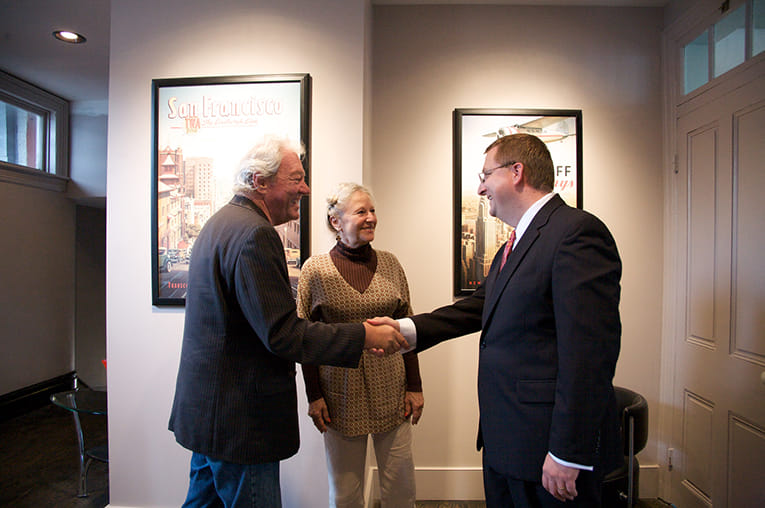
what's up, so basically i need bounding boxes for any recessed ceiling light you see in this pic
[53,30,87,44]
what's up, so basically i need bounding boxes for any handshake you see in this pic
[362,317,408,356]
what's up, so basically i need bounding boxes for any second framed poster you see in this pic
[151,73,311,306]
[453,108,582,296]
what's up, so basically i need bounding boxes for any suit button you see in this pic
[480,341,486,349]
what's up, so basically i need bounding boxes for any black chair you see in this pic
[603,386,649,507]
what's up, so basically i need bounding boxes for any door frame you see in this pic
[660,0,765,500]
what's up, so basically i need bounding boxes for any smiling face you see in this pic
[262,151,310,226]
[331,191,377,248]
[478,145,518,224]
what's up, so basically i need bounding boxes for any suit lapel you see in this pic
[482,195,565,326]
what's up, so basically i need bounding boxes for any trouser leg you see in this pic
[324,427,368,508]
[372,422,415,508]
[182,453,224,508]
[182,453,282,508]
[482,452,513,508]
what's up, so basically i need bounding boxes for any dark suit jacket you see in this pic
[169,195,366,465]
[412,194,622,481]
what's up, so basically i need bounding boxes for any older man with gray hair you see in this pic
[169,135,407,508]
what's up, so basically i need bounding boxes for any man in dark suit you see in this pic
[374,133,622,507]
[169,136,407,508]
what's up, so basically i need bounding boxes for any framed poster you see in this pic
[453,108,582,296]
[151,74,311,306]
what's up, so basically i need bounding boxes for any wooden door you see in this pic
[670,64,765,507]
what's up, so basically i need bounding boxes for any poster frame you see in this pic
[452,108,582,296]
[151,73,311,306]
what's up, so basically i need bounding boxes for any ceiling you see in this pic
[0,0,667,113]
[0,0,110,113]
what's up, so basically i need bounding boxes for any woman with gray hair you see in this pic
[298,182,423,507]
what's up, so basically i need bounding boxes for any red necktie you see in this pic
[500,229,516,270]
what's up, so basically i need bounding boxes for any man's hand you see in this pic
[366,316,400,331]
[405,391,424,425]
[307,398,330,433]
[363,322,408,356]
[542,453,579,502]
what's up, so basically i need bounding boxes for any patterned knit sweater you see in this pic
[297,244,415,436]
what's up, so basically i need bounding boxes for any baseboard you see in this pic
[0,372,76,421]
[366,466,485,507]
[639,464,660,499]
[366,464,660,506]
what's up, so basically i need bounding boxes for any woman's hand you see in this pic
[404,391,424,425]
[308,398,331,433]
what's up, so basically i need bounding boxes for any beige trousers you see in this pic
[323,422,416,508]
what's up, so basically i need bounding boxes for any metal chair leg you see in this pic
[71,411,90,497]
[627,415,635,507]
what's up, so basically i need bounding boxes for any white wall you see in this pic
[75,204,106,389]
[664,0,720,26]
[0,183,75,394]
[69,109,108,201]
[370,4,665,497]
[106,0,370,506]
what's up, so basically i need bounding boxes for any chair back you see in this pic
[613,386,649,456]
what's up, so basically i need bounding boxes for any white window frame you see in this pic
[0,70,69,192]
[678,0,765,100]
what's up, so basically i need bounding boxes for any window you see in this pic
[684,31,710,94]
[714,4,746,77]
[682,0,765,95]
[0,70,69,191]
[1,99,46,170]
[754,0,765,55]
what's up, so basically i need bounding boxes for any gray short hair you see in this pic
[326,182,374,234]
[233,135,305,193]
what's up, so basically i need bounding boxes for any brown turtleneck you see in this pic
[329,241,377,293]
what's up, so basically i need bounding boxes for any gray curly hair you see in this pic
[233,135,305,193]
[326,182,375,234]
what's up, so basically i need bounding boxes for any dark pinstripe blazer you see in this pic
[169,195,365,464]
[412,195,622,481]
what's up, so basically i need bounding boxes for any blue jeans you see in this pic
[182,452,282,508]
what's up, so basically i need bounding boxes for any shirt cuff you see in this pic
[549,452,593,471]
[397,317,417,353]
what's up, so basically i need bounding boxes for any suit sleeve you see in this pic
[235,226,365,367]
[548,215,621,465]
[410,283,485,352]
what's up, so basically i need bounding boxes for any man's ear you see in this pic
[252,174,268,191]
[510,162,524,185]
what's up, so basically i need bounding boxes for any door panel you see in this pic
[727,415,765,507]
[671,69,765,507]
[731,103,765,363]
[682,391,714,504]
[687,123,718,347]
